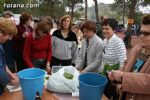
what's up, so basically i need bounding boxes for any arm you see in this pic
[6,66,19,86]
[83,42,104,72]
[46,35,52,73]
[75,41,84,70]
[113,39,127,68]
[46,34,52,64]
[111,56,150,95]
[12,26,25,42]
[23,35,34,68]
[71,41,77,64]
[122,72,150,95]
[13,26,33,42]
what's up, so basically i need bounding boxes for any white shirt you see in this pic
[103,34,126,68]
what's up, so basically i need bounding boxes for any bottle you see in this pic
[35,91,41,100]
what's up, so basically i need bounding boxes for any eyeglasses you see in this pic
[140,31,150,36]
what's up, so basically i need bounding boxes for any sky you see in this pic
[87,0,150,13]
[88,0,115,7]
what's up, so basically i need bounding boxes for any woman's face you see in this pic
[82,28,94,39]
[62,18,70,29]
[102,25,115,39]
[25,18,32,26]
[140,24,150,48]
[0,33,12,43]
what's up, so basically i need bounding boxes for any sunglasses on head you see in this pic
[140,31,150,36]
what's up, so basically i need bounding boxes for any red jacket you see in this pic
[13,24,33,53]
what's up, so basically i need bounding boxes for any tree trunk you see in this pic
[71,1,75,20]
[127,0,137,47]
[85,0,87,21]
[94,0,99,23]
[123,0,125,25]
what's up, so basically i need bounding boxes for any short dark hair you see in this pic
[20,12,32,25]
[80,21,96,33]
[3,11,13,17]
[142,15,150,25]
[102,18,118,30]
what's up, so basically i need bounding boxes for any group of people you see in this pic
[0,10,150,100]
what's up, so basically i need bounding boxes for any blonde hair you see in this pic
[0,18,17,36]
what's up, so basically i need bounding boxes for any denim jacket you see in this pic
[0,44,11,95]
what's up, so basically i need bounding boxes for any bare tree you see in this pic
[127,0,137,47]
[85,0,87,20]
[93,0,99,23]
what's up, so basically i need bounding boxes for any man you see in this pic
[75,21,104,73]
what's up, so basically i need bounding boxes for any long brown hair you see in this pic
[60,15,72,30]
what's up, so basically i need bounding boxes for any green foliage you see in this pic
[34,0,65,17]
[1,0,67,17]
[111,0,149,24]
[63,0,83,18]
[134,12,143,24]
[0,0,5,13]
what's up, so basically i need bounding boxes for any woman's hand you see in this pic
[23,32,29,38]
[111,70,123,82]
[46,65,51,75]
[107,71,116,81]
[9,73,19,86]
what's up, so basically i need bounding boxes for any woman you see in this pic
[72,24,83,51]
[23,19,53,73]
[0,18,19,95]
[102,18,127,75]
[13,12,33,72]
[108,15,150,100]
[75,21,103,73]
[2,11,16,72]
[51,15,77,67]
[102,18,127,99]
[13,12,33,71]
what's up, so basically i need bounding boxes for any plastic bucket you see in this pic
[17,68,45,100]
[79,72,108,100]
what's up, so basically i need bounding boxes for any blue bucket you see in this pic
[17,68,45,100]
[79,72,108,100]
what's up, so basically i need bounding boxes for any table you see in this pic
[0,88,108,100]
[0,88,58,100]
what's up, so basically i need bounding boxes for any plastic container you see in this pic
[17,68,45,100]
[79,72,108,100]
